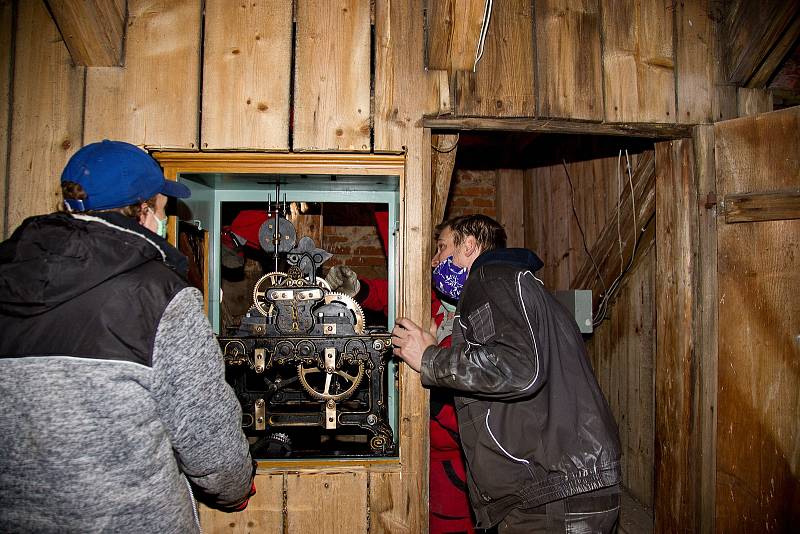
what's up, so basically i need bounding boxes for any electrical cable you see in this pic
[563,160,606,297]
[473,0,493,72]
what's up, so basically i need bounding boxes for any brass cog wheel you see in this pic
[252,271,289,317]
[297,360,365,401]
[323,292,366,335]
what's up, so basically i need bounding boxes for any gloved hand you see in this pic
[217,460,257,513]
[325,265,361,298]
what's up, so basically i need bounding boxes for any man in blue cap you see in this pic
[0,140,256,532]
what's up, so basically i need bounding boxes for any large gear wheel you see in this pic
[297,360,365,401]
[323,292,366,335]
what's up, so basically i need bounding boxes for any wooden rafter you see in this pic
[430,134,458,228]
[45,0,126,66]
[722,0,800,87]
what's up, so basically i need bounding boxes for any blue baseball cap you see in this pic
[61,139,190,211]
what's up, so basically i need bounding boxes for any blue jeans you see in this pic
[496,485,620,534]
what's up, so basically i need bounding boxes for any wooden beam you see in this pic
[425,0,485,71]
[722,0,800,86]
[430,134,458,228]
[45,0,126,66]
[422,116,693,139]
[654,138,701,534]
[693,124,718,534]
[571,150,656,301]
[720,189,800,223]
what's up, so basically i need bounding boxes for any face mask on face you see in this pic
[432,256,468,300]
[155,214,168,239]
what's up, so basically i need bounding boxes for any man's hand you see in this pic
[392,317,436,373]
[325,265,361,298]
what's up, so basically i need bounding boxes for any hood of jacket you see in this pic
[0,212,186,317]
[471,247,544,273]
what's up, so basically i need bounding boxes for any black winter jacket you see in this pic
[421,248,621,528]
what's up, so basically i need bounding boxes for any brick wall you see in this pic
[443,169,497,221]
[322,224,387,280]
[317,169,498,281]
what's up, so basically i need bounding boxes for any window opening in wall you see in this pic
[167,161,401,462]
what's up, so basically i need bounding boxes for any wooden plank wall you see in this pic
[428,0,722,124]
[713,108,800,533]
[7,0,83,233]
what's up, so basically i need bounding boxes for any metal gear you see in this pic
[253,271,332,317]
[322,292,366,335]
[297,360,365,401]
[252,271,289,316]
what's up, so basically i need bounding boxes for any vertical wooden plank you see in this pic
[294,0,370,151]
[287,472,367,532]
[654,138,699,533]
[383,126,431,534]
[0,0,12,239]
[374,0,431,152]
[425,0,454,70]
[7,0,84,234]
[603,0,675,123]
[201,0,291,150]
[199,473,284,534]
[693,124,717,534]
[675,0,713,124]
[535,0,603,120]
[495,169,525,247]
[454,0,535,117]
[714,107,800,533]
[84,0,201,148]
[736,87,773,117]
[449,0,487,71]
[370,472,413,534]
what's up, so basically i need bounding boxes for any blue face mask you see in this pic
[432,256,468,300]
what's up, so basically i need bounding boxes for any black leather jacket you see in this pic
[421,249,621,528]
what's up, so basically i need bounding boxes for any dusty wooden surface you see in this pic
[287,472,368,532]
[199,474,284,533]
[721,189,800,224]
[454,0,534,117]
[654,139,700,533]
[7,0,83,232]
[675,0,713,124]
[714,107,800,533]
[693,124,718,534]
[84,0,201,148]
[602,0,676,123]
[45,0,126,66]
[293,0,370,151]
[588,246,655,507]
[737,87,774,118]
[535,0,602,120]
[374,0,431,152]
[424,116,693,139]
[201,0,291,150]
